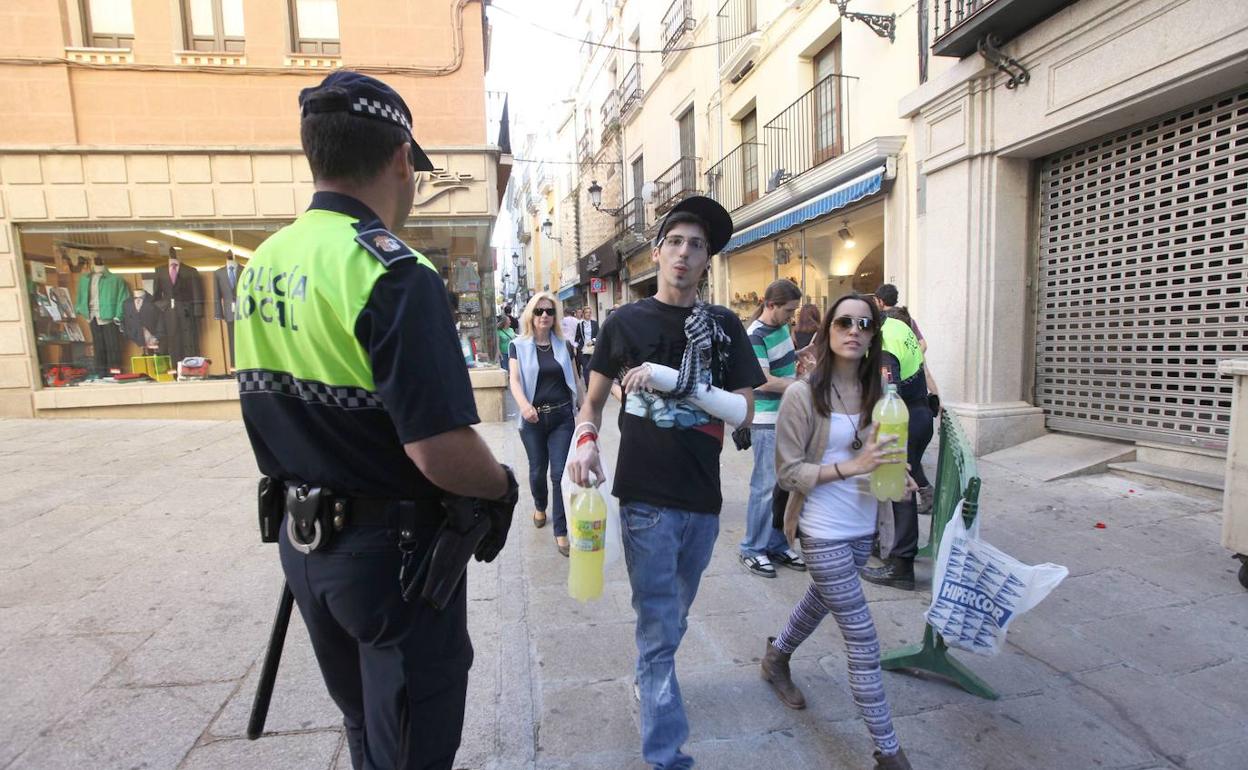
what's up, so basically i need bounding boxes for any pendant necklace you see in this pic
[829,379,863,450]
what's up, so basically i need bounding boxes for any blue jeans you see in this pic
[621,502,719,770]
[740,427,790,559]
[518,405,574,537]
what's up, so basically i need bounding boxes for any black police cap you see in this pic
[298,71,435,172]
[655,195,735,256]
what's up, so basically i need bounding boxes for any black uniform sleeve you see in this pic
[354,262,479,443]
[880,351,903,390]
[719,310,766,391]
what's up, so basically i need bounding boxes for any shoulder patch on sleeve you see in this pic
[355,227,414,268]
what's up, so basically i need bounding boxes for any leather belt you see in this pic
[534,400,571,414]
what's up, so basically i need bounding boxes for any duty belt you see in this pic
[281,482,435,554]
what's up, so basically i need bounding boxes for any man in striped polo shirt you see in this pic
[740,279,807,578]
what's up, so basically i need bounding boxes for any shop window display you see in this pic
[20,219,500,388]
[726,242,776,322]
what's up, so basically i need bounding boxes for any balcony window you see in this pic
[184,0,244,52]
[653,156,699,216]
[81,0,134,48]
[741,110,759,205]
[661,0,694,59]
[716,0,757,69]
[290,0,340,55]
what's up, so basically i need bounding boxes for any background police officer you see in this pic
[235,71,517,770]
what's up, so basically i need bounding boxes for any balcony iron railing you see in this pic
[577,130,592,165]
[615,197,647,240]
[705,141,763,213]
[716,0,757,70]
[763,73,843,189]
[619,62,644,116]
[933,0,999,43]
[652,157,700,216]
[601,88,620,136]
[661,0,694,59]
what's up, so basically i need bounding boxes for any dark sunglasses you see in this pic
[532,307,556,317]
[831,316,874,333]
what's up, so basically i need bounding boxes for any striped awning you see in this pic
[723,167,885,254]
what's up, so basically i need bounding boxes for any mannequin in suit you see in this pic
[213,252,242,368]
[152,250,202,363]
[74,257,127,372]
[122,288,161,352]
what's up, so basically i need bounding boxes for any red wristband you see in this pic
[576,432,598,448]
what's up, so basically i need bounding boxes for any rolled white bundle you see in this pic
[642,363,748,427]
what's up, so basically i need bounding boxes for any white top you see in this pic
[559,316,578,340]
[798,412,877,541]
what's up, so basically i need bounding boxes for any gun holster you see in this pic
[285,484,335,554]
[413,498,493,610]
[258,477,283,543]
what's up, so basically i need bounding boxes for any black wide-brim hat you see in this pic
[299,71,435,172]
[655,195,734,256]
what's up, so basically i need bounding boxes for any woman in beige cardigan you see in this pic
[761,293,914,770]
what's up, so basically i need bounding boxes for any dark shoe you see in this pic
[532,510,547,529]
[555,536,569,557]
[771,547,807,572]
[740,553,777,578]
[874,748,912,769]
[760,637,806,709]
[861,558,916,591]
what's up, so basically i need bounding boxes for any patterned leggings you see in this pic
[774,535,900,756]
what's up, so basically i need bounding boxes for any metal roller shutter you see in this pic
[1035,89,1248,451]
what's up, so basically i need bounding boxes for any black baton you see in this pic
[247,582,295,740]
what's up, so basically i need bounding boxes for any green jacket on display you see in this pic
[74,270,129,322]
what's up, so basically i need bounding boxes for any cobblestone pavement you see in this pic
[0,407,1243,769]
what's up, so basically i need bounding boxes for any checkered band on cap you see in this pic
[351,97,412,133]
[238,370,384,410]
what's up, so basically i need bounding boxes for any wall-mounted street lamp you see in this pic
[587,179,626,216]
[541,218,563,242]
[833,0,896,43]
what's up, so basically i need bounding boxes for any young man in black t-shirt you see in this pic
[568,196,764,769]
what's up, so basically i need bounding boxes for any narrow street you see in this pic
[0,406,1243,769]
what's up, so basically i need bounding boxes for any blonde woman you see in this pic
[508,292,583,555]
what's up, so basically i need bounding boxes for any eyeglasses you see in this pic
[660,234,708,253]
[831,316,874,333]
[532,307,556,317]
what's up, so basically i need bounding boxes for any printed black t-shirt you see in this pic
[589,298,764,514]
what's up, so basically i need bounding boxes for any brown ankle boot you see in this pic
[873,748,912,769]
[760,637,806,709]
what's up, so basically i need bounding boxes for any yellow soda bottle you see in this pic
[567,488,607,601]
[870,381,909,502]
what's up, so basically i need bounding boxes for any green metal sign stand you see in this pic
[880,412,999,700]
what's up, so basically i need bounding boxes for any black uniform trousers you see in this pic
[279,511,473,770]
[888,401,935,561]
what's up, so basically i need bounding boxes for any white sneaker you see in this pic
[740,553,777,578]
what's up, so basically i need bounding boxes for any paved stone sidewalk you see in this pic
[0,409,1244,770]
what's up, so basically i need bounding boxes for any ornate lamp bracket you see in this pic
[977,34,1030,89]
[834,1,896,43]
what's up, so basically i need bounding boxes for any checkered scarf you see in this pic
[667,302,732,399]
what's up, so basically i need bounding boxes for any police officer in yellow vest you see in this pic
[860,305,932,591]
[236,71,518,770]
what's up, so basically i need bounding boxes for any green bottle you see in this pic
[870,380,909,502]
